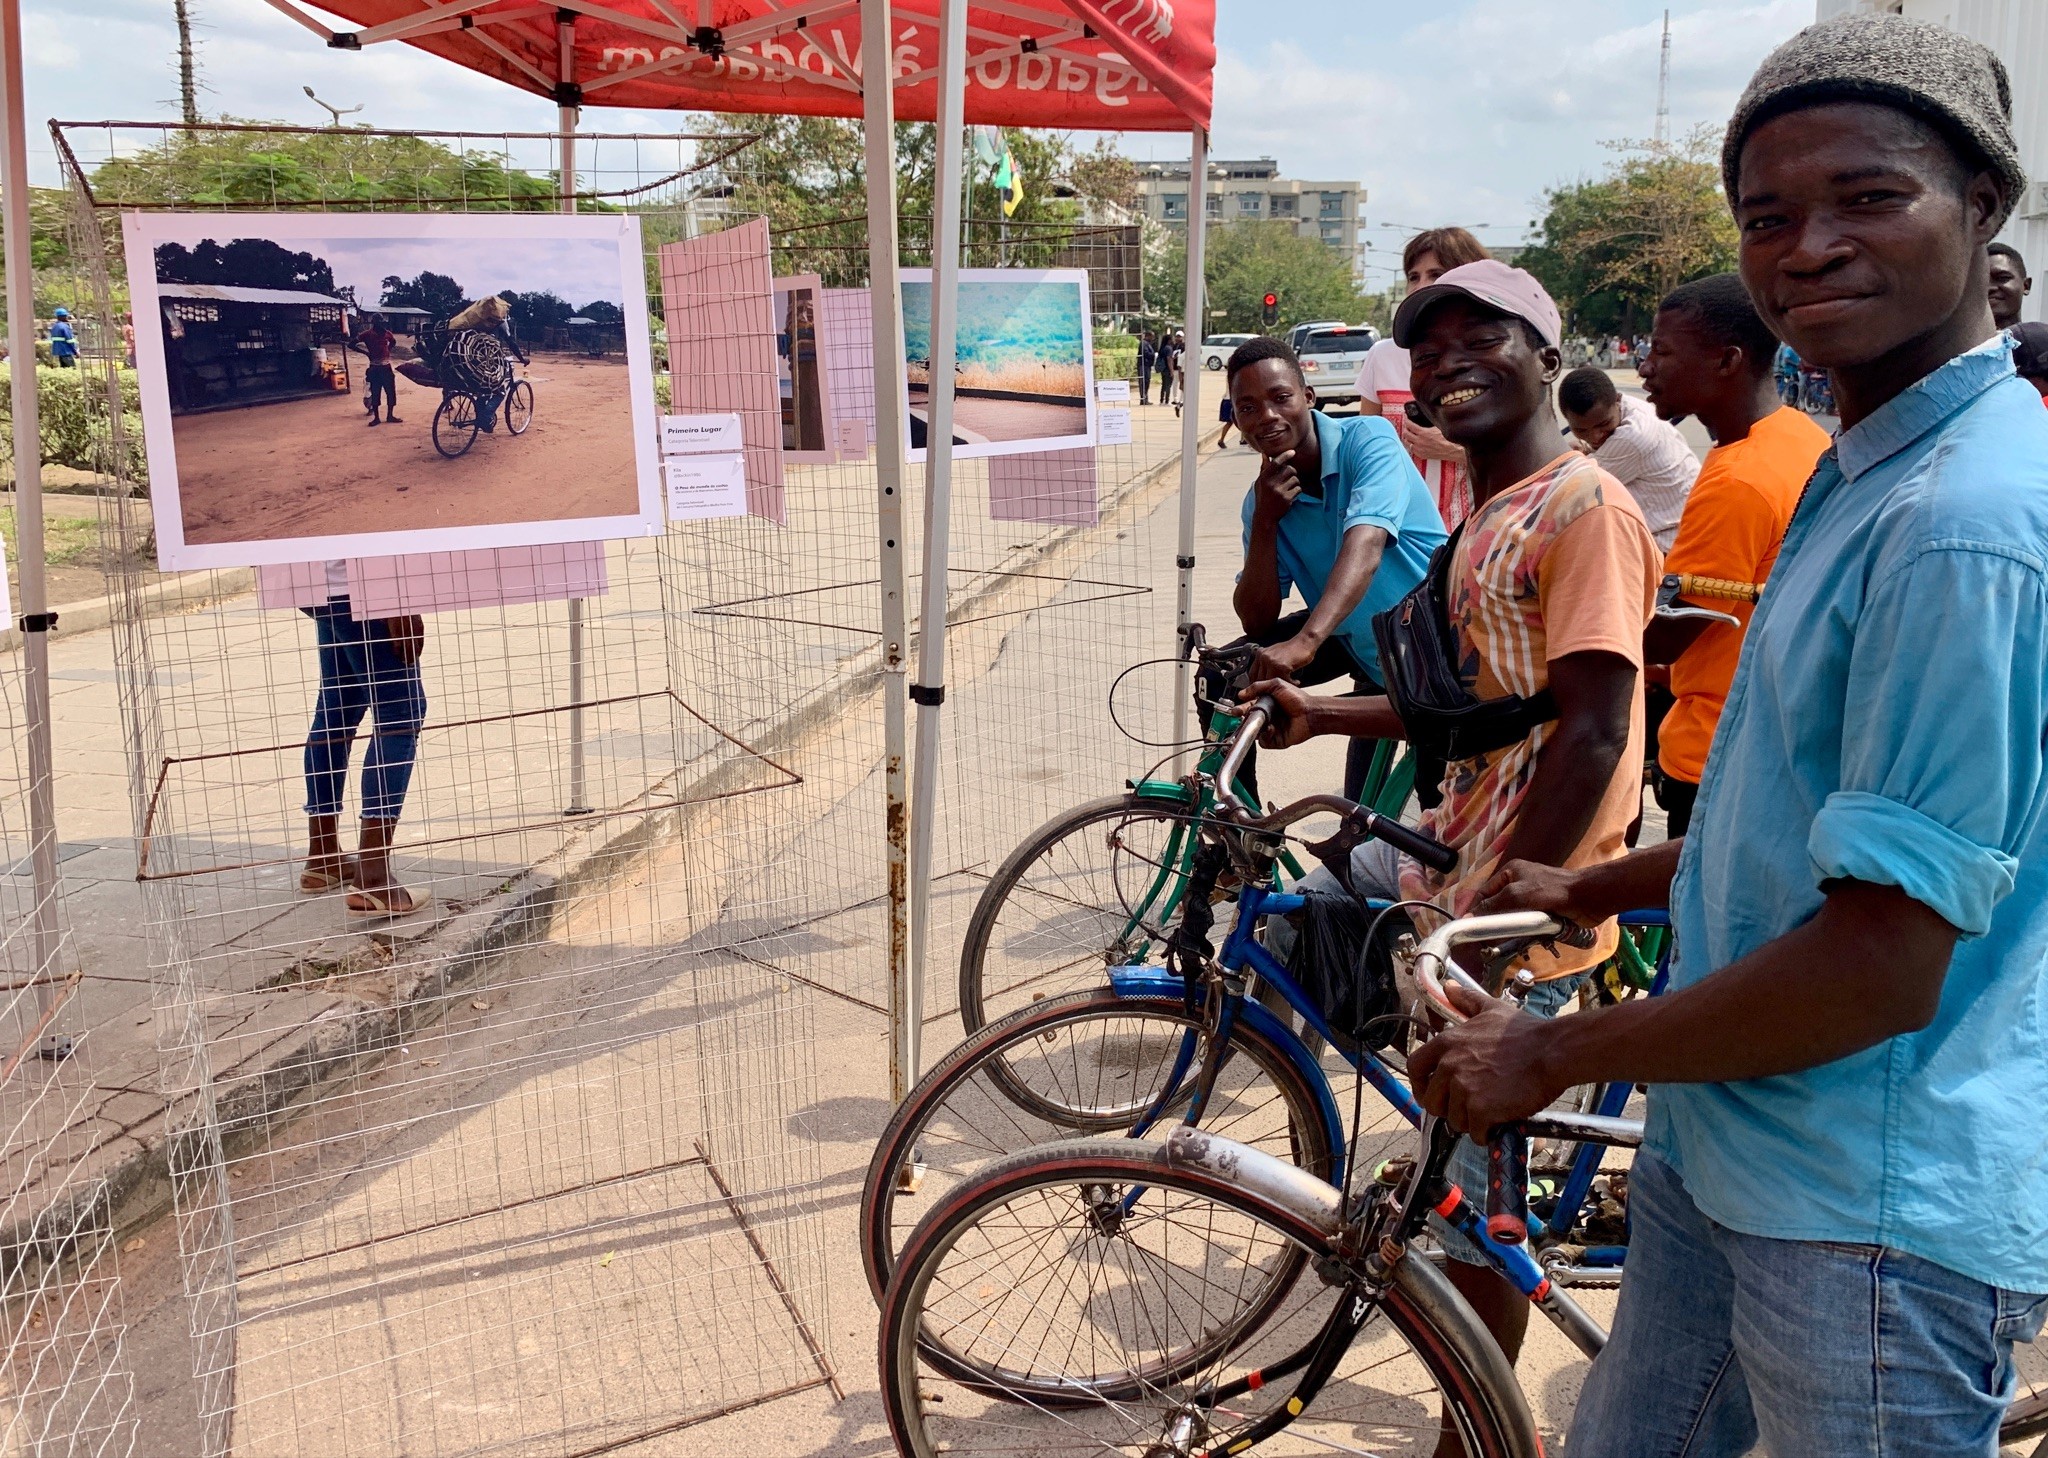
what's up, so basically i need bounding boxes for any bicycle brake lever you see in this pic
[1653,603,1741,629]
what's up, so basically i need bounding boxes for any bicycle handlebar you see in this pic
[1409,911,1597,1023]
[1410,909,1605,1247]
[1210,703,1459,873]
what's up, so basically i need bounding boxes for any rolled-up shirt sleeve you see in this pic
[1808,544,2048,936]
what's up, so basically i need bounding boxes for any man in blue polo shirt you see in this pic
[1410,13,2048,1455]
[1225,336,1445,799]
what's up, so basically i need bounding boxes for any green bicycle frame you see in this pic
[1112,704,1416,966]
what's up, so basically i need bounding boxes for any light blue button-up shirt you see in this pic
[1238,411,1446,683]
[1651,336,2048,1294]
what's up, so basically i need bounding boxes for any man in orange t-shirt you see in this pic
[1638,273,1830,834]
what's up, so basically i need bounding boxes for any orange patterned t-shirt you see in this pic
[1398,451,1662,978]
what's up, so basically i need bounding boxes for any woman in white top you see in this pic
[1356,227,1490,531]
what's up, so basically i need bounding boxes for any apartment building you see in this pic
[1132,157,1366,273]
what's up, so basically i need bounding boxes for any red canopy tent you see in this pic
[256,0,1218,1096]
[263,0,1213,131]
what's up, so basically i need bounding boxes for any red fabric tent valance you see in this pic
[290,0,1213,132]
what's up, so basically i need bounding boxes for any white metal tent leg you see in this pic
[1171,126,1208,758]
[558,15,592,815]
[904,0,969,1091]
[861,0,916,1103]
[1,0,66,1059]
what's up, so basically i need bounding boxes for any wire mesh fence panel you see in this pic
[0,629,140,1455]
[52,123,841,1457]
[36,116,1200,1456]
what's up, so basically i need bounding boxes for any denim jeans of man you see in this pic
[1568,1151,2048,1457]
[303,601,428,823]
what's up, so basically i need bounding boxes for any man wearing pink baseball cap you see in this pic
[1250,256,1660,1379]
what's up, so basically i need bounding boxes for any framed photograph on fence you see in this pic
[901,268,1095,462]
[772,273,833,463]
[123,211,664,571]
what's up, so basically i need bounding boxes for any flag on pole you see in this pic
[996,148,1023,217]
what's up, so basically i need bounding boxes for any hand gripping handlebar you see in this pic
[1409,910,1599,1244]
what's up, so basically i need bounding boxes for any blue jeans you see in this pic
[302,601,427,823]
[1568,1152,2048,1456]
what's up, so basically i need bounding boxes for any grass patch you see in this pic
[1,511,105,569]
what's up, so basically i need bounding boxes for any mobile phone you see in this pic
[1403,399,1432,427]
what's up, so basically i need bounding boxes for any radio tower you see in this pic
[1655,8,1672,147]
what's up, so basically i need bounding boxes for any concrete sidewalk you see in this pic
[2,406,1207,1277]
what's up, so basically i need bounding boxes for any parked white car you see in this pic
[1296,325,1376,407]
[1199,332,1259,372]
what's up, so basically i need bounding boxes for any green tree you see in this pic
[501,289,574,333]
[689,113,1104,284]
[87,122,563,211]
[1148,222,1368,335]
[155,237,337,294]
[1521,126,1738,336]
[379,270,467,317]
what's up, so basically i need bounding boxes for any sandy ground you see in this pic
[907,384,1088,448]
[165,354,641,546]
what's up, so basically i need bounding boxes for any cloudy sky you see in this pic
[45,0,1814,285]
[146,220,628,306]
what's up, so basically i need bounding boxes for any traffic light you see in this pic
[1261,292,1279,329]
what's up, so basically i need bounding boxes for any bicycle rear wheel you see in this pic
[861,988,1363,1303]
[432,392,479,457]
[504,379,533,434]
[880,1138,1540,1456]
[958,792,1204,1036]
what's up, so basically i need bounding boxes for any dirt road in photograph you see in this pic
[908,384,1087,448]
[168,354,643,545]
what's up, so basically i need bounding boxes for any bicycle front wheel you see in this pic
[504,379,534,434]
[958,792,1206,1036]
[860,988,1353,1303]
[880,1138,1540,1456]
[432,393,479,457]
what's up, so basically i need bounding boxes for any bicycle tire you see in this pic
[879,1138,1540,1456]
[505,379,534,434]
[432,393,479,458]
[860,987,1351,1304]
[958,791,1206,1037]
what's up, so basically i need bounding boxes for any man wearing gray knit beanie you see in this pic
[1410,12,2048,1455]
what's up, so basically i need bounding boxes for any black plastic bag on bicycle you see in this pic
[1284,890,1404,1053]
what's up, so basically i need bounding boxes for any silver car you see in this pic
[1296,325,1375,406]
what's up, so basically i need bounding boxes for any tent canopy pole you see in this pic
[1172,125,1208,757]
[903,0,969,1093]
[2,0,68,1059]
[863,0,916,1104]
[558,12,593,817]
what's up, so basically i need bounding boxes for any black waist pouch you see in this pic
[1284,890,1405,1053]
[1371,525,1558,808]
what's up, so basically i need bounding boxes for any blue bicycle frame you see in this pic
[1109,882,1670,1303]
